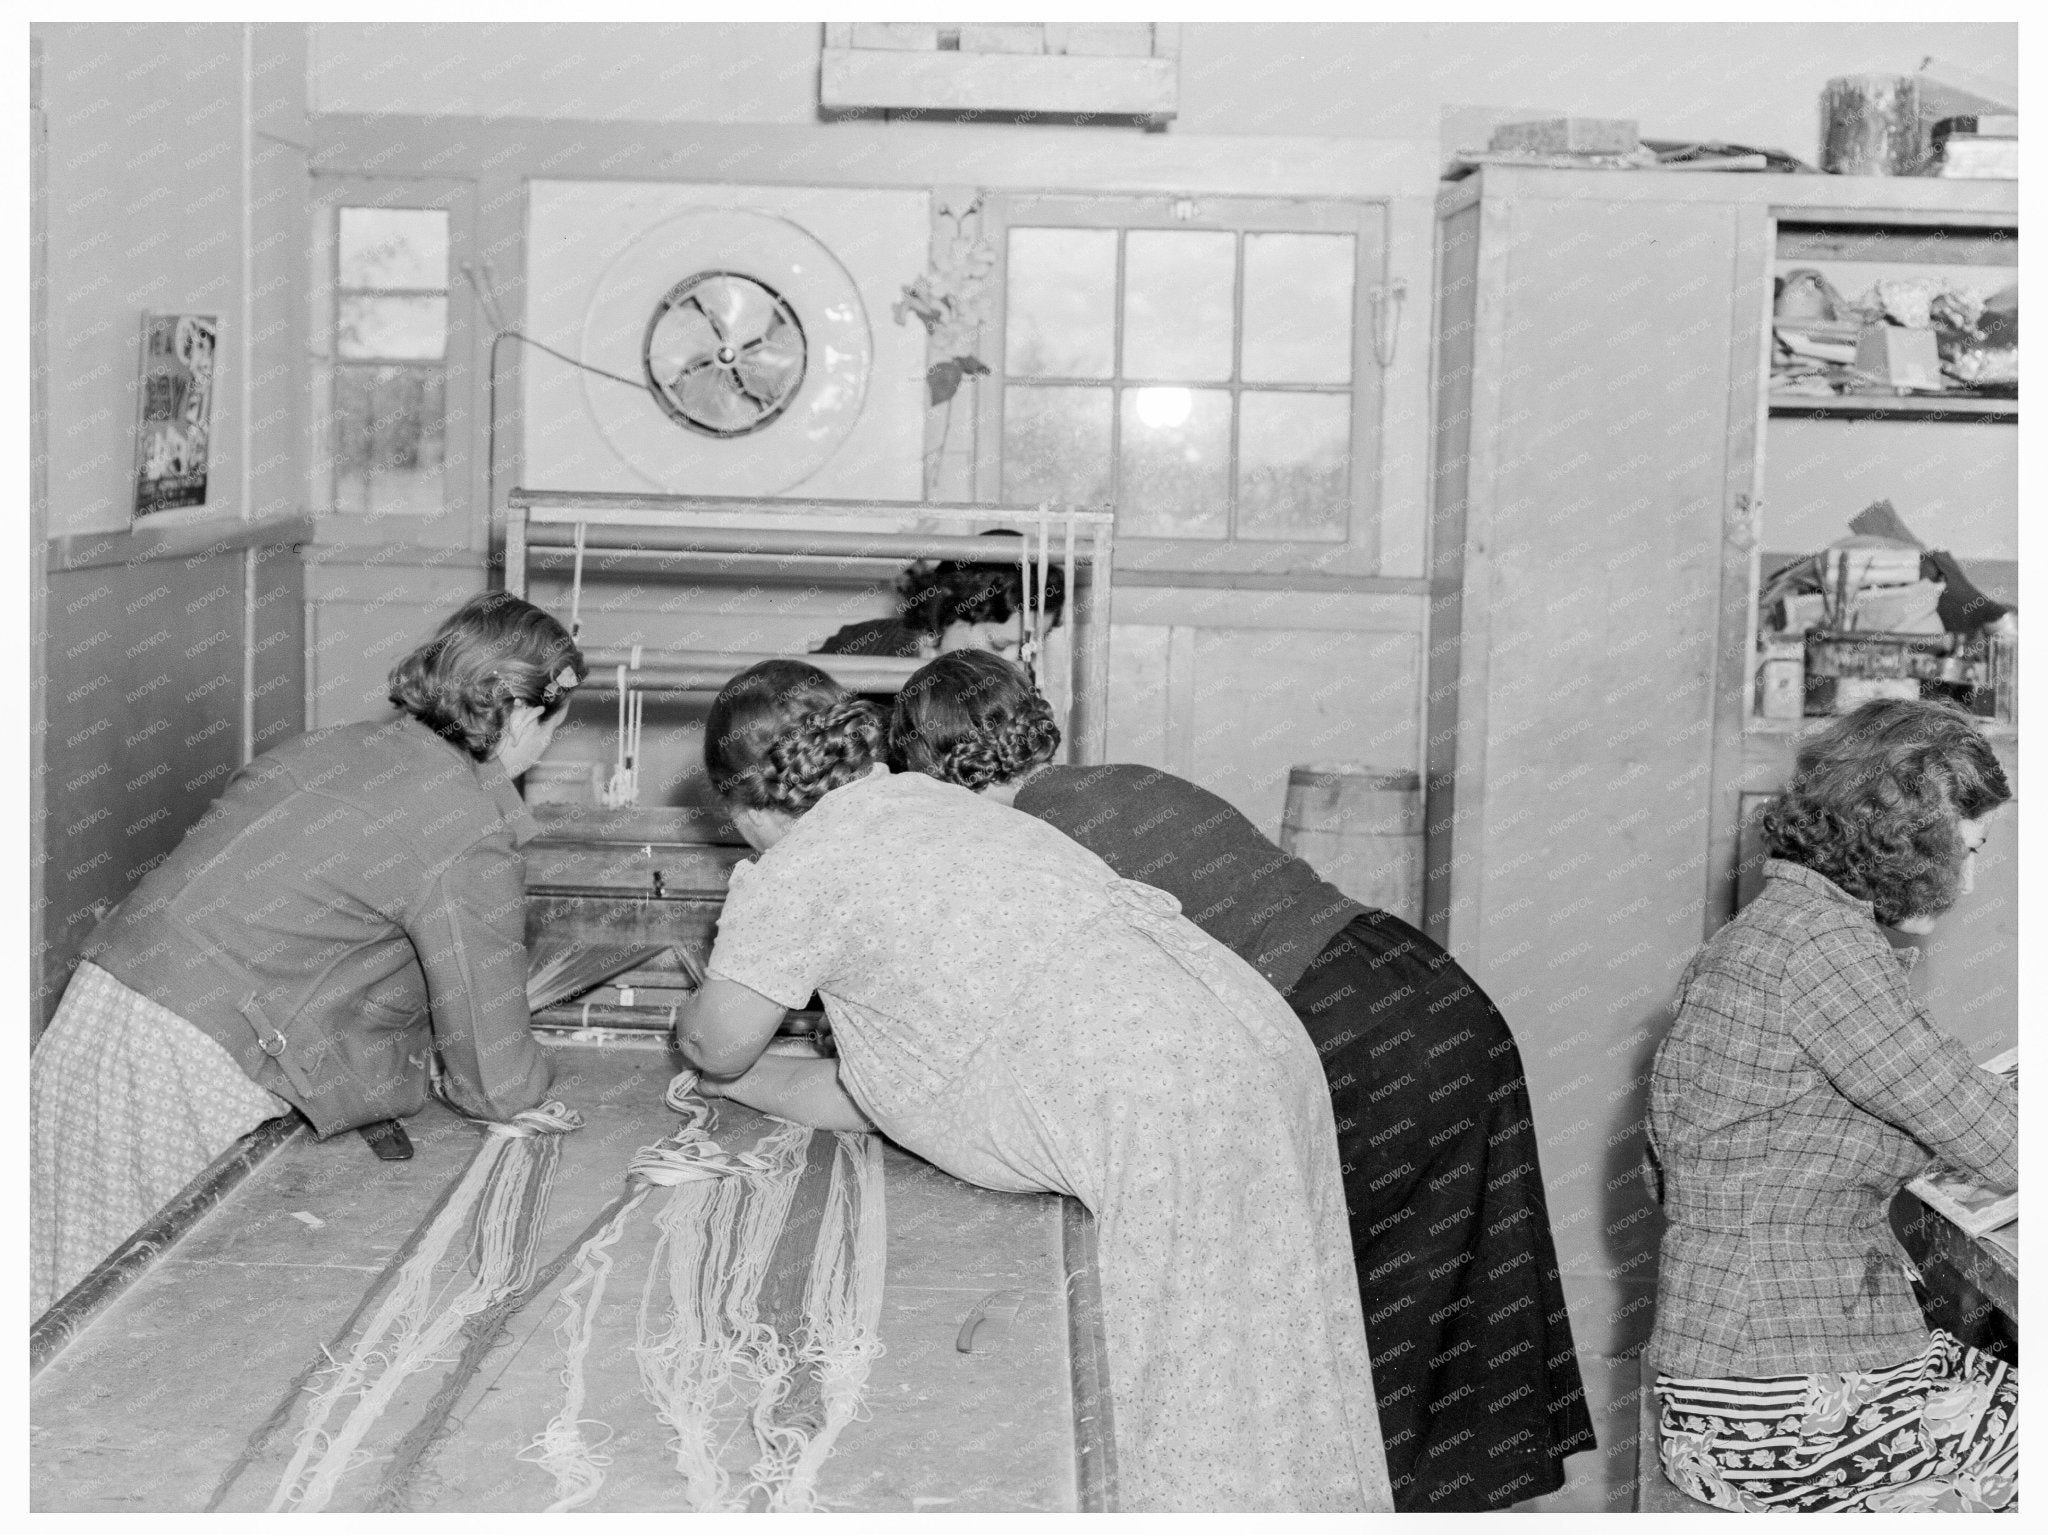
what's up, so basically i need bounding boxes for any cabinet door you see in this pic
[1435,192,1749,1354]
[1447,197,1745,978]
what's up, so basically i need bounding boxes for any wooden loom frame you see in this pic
[504,489,1118,764]
[503,491,1123,1504]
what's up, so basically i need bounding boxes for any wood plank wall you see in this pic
[36,525,308,1036]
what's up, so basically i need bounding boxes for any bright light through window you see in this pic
[1132,386,1193,431]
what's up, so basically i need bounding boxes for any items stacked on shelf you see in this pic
[1771,268,2018,410]
[1753,503,2016,725]
[1931,114,2019,181]
[1771,265,2018,415]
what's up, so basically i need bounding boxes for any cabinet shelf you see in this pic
[1744,712,2017,741]
[1768,390,2016,421]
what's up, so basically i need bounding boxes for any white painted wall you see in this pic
[37,22,311,541]
[1173,23,2015,162]
[311,21,2015,172]
[39,23,251,537]
[1766,420,2018,563]
[310,22,823,125]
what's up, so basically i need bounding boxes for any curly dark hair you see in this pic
[890,649,1062,792]
[387,592,586,761]
[704,659,886,816]
[1763,698,2010,926]
[896,535,1068,639]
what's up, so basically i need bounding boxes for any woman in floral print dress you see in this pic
[670,660,1391,1513]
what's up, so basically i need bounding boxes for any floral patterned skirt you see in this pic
[31,961,291,1319]
[1655,1330,2017,1512]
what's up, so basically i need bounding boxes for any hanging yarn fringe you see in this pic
[635,1118,813,1510]
[519,1070,890,1511]
[517,1183,651,1511]
[270,1118,568,1512]
[599,651,644,809]
[763,1131,889,1512]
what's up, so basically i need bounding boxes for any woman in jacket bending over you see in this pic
[32,593,585,1318]
[674,659,1390,1512]
[1647,698,2017,1513]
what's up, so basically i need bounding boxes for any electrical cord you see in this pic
[468,255,652,553]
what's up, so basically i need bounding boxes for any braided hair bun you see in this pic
[760,700,886,814]
[705,660,886,817]
[890,649,1061,792]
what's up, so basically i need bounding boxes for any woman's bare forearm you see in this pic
[708,1053,876,1133]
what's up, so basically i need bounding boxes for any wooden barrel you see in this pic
[1277,764,1424,926]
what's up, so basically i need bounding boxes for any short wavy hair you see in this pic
[1763,698,2010,926]
[704,659,886,816]
[890,649,1061,792]
[388,592,585,761]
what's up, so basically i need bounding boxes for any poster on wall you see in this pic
[132,311,217,518]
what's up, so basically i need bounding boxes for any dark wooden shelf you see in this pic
[1769,389,2017,421]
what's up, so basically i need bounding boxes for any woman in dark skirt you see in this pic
[889,649,1596,1511]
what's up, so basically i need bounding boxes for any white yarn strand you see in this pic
[568,521,587,639]
[636,1120,812,1509]
[771,1131,888,1511]
[268,1139,501,1511]
[516,1073,887,1512]
[1060,515,1077,743]
[1034,513,1051,676]
[517,1183,651,1511]
[275,1129,561,1512]
[635,1175,743,1509]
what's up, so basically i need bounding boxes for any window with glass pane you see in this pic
[998,213,1359,543]
[333,207,450,517]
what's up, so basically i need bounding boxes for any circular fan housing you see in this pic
[581,209,872,495]
[642,271,807,438]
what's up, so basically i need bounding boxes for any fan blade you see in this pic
[694,277,777,345]
[733,340,803,404]
[652,353,721,393]
[647,307,721,379]
[676,367,756,432]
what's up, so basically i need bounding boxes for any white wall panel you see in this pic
[523,181,929,502]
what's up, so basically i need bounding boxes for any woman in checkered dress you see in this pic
[1646,700,2018,1512]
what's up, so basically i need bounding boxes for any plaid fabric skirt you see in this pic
[1655,1330,2018,1512]
[30,961,291,1319]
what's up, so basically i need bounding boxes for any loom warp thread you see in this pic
[523,1071,889,1511]
[636,1119,813,1509]
[518,1183,652,1511]
[270,1118,568,1512]
[763,1131,888,1511]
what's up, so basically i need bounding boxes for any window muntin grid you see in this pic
[999,221,1359,543]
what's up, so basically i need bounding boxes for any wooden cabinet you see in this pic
[1423,167,2017,1355]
